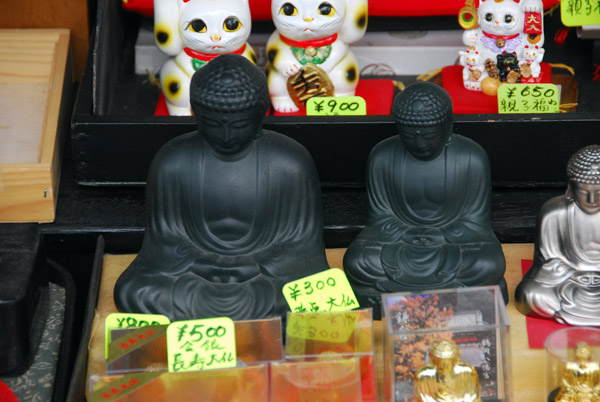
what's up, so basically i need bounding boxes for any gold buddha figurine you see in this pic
[414,340,482,402]
[555,342,600,402]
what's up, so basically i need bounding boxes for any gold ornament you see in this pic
[286,65,335,109]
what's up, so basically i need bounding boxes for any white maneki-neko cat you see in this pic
[459,0,545,94]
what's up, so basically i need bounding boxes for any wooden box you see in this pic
[0,29,72,222]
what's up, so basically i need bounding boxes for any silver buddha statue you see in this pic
[516,145,600,325]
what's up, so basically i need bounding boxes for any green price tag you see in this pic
[561,0,600,26]
[104,313,170,359]
[166,317,236,373]
[306,96,366,116]
[497,83,560,114]
[283,268,359,313]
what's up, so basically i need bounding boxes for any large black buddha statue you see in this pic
[114,54,329,321]
[343,82,506,314]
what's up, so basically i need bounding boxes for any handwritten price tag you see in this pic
[306,96,366,116]
[166,317,236,373]
[497,83,560,114]
[283,268,359,313]
[105,313,170,358]
[286,311,359,346]
[561,0,600,26]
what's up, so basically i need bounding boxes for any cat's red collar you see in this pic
[279,33,338,48]
[481,31,520,40]
[183,44,247,61]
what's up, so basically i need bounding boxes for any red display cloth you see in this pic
[0,381,18,402]
[521,259,569,350]
[123,0,559,19]
[155,78,395,117]
[442,63,552,114]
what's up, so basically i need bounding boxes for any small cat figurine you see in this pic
[266,0,368,113]
[459,46,484,91]
[459,0,545,94]
[154,0,256,115]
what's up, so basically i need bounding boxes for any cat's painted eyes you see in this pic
[318,2,336,16]
[188,19,207,33]
[223,17,242,32]
[280,3,298,16]
[504,14,514,23]
[484,13,493,22]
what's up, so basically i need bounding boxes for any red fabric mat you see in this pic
[521,259,569,349]
[155,79,395,117]
[0,381,17,402]
[441,63,552,114]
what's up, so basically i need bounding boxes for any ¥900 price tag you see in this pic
[283,268,359,313]
[561,0,600,26]
[306,96,367,116]
[497,83,560,114]
[104,313,170,359]
[167,317,236,373]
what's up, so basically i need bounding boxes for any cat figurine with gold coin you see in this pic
[154,0,256,115]
[458,0,544,95]
[266,0,368,113]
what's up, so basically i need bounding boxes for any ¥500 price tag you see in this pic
[167,317,236,373]
[497,83,560,114]
[283,268,359,313]
[561,0,600,26]
[306,96,367,116]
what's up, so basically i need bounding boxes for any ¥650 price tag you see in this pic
[497,83,560,114]
[306,96,367,116]
[561,0,600,26]
[166,317,236,373]
[283,268,359,313]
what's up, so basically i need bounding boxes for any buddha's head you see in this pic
[566,145,600,215]
[392,82,453,161]
[429,340,460,374]
[574,342,592,363]
[190,54,271,157]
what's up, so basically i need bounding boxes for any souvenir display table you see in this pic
[86,244,546,401]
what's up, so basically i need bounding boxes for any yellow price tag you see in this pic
[497,83,560,114]
[283,268,359,313]
[104,313,170,359]
[561,0,600,26]
[166,317,236,373]
[286,311,359,344]
[306,96,366,116]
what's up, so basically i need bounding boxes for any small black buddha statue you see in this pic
[114,54,329,321]
[516,145,600,326]
[343,82,506,315]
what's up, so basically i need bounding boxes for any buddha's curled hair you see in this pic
[190,54,271,114]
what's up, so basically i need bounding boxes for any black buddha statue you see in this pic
[114,54,329,321]
[343,82,506,315]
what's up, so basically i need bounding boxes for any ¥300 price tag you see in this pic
[497,83,560,114]
[104,313,170,358]
[166,317,236,373]
[283,268,359,313]
[561,0,600,26]
[306,96,366,116]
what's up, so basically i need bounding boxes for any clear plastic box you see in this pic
[381,286,512,402]
[545,327,600,401]
[285,309,377,402]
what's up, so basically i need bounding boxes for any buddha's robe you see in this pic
[516,197,600,325]
[344,135,505,294]
[414,362,482,402]
[555,361,600,401]
[114,130,329,321]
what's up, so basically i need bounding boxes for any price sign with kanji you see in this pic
[497,83,560,114]
[104,313,170,358]
[166,317,236,373]
[283,268,359,313]
[306,96,366,116]
[561,0,600,26]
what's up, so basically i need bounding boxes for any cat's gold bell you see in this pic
[305,46,317,57]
